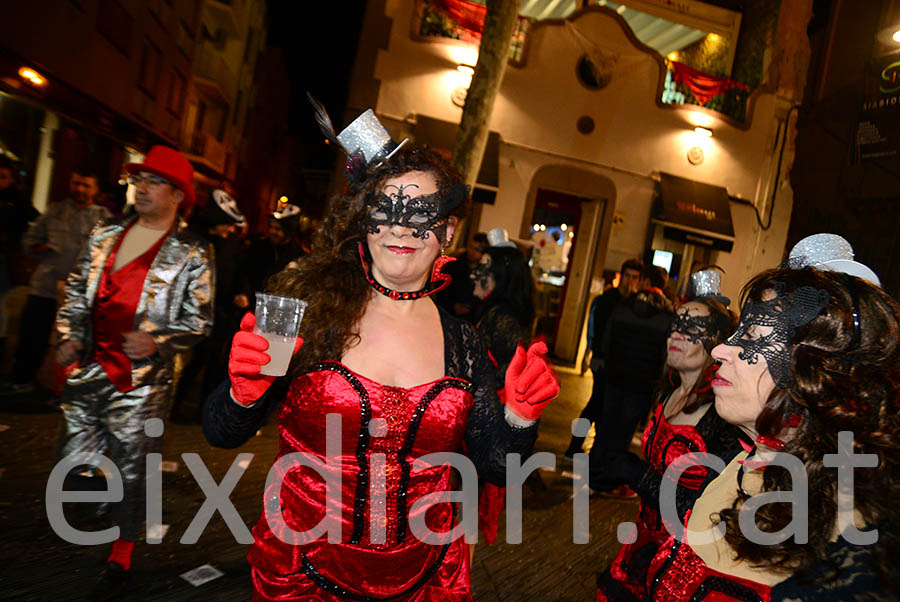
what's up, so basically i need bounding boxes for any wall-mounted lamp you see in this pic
[18,67,46,87]
[452,63,476,107]
[694,126,713,137]
[876,26,900,45]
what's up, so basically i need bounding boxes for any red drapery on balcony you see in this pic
[431,0,488,41]
[668,60,748,106]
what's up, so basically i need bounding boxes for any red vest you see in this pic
[91,222,170,392]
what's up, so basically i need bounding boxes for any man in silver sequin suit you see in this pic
[55,146,213,597]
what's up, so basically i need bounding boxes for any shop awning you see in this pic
[413,115,500,204]
[652,172,735,252]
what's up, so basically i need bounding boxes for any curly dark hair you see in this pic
[715,267,900,592]
[661,296,736,414]
[268,145,469,376]
[476,246,536,330]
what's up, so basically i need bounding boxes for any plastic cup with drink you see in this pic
[254,293,307,376]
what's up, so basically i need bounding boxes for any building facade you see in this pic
[0,0,288,228]
[346,0,812,362]
[790,0,900,296]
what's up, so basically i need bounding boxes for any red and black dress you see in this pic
[644,505,887,600]
[597,388,745,601]
[203,306,538,601]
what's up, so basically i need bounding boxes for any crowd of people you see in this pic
[0,102,898,602]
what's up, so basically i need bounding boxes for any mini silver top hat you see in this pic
[211,189,245,226]
[336,109,408,167]
[788,233,880,286]
[309,94,408,177]
[691,269,730,306]
[272,204,301,221]
[487,227,517,249]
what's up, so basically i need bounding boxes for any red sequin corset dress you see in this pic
[645,515,772,602]
[601,400,711,601]
[248,361,475,601]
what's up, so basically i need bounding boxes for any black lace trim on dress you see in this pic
[650,536,683,598]
[396,378,472,543]
[314,361,373,545]
[299,513,454,602]
[690,576,764,602]
[633,394,746,522]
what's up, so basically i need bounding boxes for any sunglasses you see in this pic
[127,173,171,189]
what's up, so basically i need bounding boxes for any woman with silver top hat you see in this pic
[471,228,535,384]
[593,270,747,601]
[643,234,899,600]
[203,103,559,601]
[467,228,537,548]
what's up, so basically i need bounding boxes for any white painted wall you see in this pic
[367,0,793,325]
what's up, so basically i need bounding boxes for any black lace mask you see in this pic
[365,182,466,242]
[669,312,714,346]
[724,282,829,389]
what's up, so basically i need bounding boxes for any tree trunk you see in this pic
[451,0,520,245]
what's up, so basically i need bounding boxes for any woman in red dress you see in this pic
[203,120,559,600]
[594,292,744,601]
[644,246,900,600]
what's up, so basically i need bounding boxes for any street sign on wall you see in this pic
[855,54,900,161]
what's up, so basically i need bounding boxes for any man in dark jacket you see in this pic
[237,203,303,303]
[436,232,487,321]
[589,265,674,495]
[0,156,38,366]
[564,258,643,458]
[172,189,247,422]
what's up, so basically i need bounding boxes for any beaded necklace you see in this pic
[356,241,454,301]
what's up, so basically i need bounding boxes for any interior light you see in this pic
[893,30,900,43]
[568,231,574,238]
[667,52,678,61]
[539,224,546,231]
[616,5,626,14]
[457,63,475,76]
[694,126,713,137]
[278,196,288,204]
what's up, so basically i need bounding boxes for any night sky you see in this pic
[266,1,367,169]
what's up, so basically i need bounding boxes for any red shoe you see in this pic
[601,485,638,499]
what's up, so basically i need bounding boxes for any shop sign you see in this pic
[855,55,900,161]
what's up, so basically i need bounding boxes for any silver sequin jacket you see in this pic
[57,215,215,387]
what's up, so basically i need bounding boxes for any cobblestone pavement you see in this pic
[0,363,639,601]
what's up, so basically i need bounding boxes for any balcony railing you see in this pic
[187,131,227,174]
[193,43,236,103]
[204,0,239,37]
[661,64,751,124]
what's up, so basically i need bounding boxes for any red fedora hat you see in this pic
[124,145,196,207]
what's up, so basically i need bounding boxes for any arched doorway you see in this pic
[520,165,616,364]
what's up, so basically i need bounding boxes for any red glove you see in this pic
[229,312,303,406]
[504,340,560,421]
